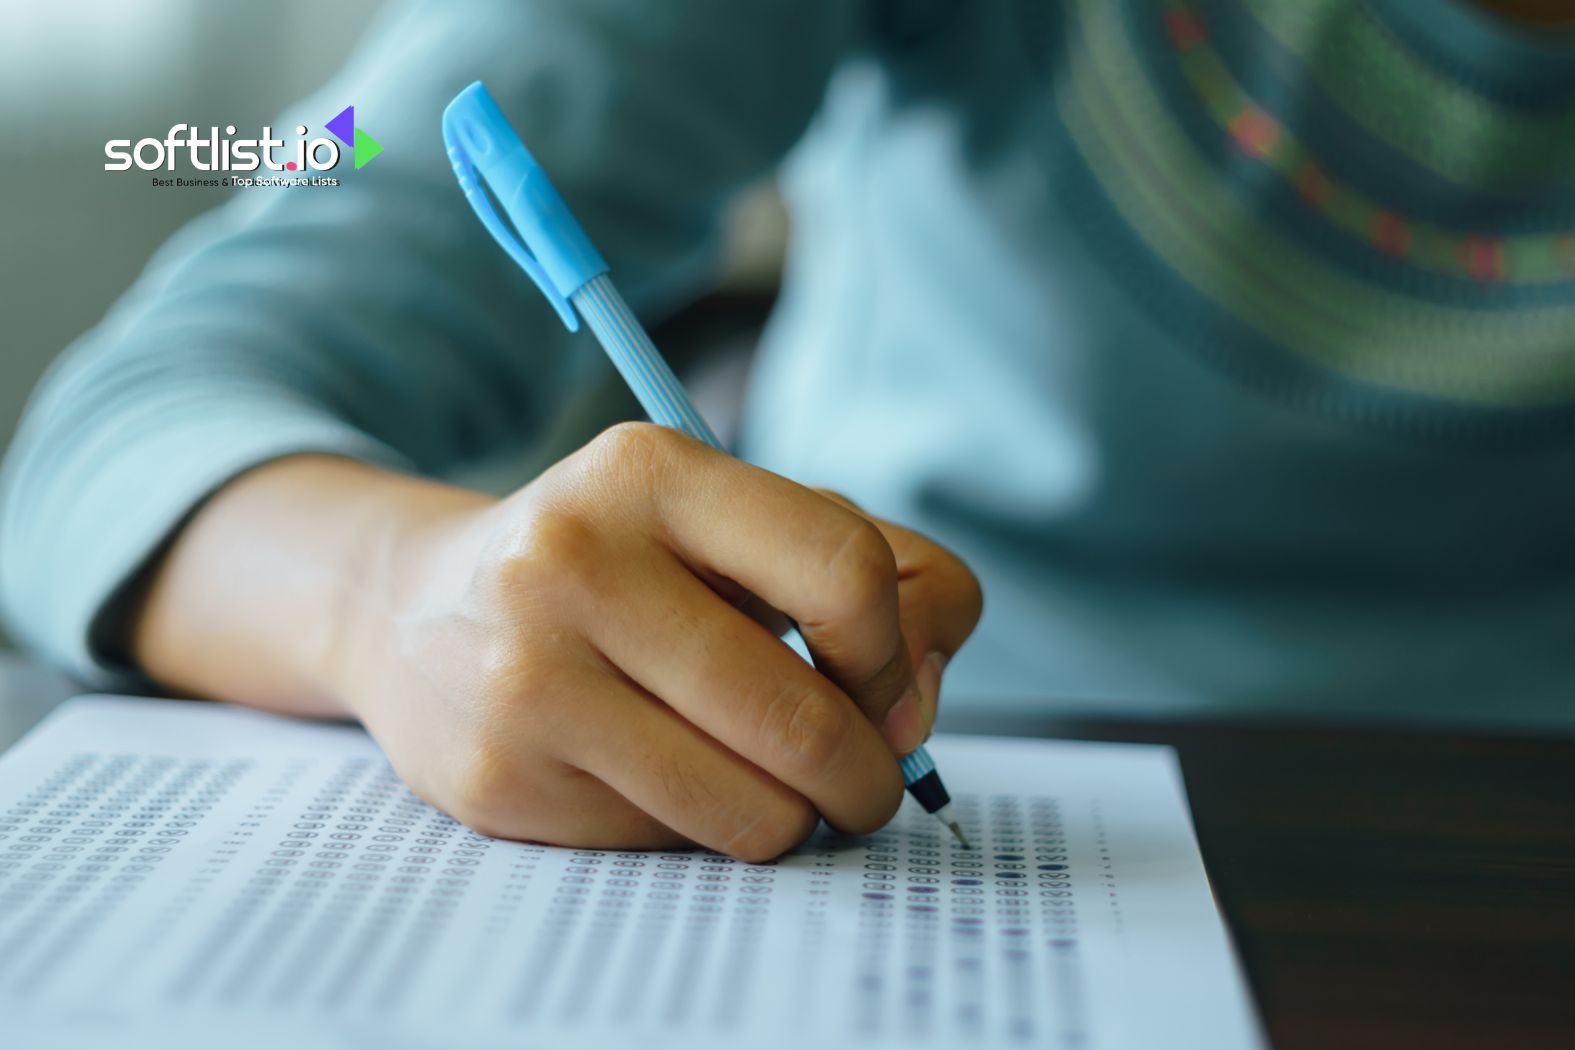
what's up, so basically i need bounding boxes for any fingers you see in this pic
[816,490,984,735]
[816,489,983,659]
[386,638,820,860]
[885,519,984,725]
[578,425,917,730]
[472,766,692,852]
[493,423,986,859]
[896,562,977,733]
[555,667,824,863]
[383,694,692,852]
[578,550,905,835]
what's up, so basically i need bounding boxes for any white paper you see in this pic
[0,696,1262,1049]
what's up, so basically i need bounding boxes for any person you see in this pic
[3,0,1573,859]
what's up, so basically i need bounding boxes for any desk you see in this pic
[1,656,1570,1049]
[948,712,1575,1050]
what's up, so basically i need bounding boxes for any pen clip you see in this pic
[442,81,609,332]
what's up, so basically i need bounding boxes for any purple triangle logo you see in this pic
[325,105,355,147]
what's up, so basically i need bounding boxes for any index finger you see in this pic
[603,426,916,727]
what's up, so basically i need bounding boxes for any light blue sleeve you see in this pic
[0,0,857,683]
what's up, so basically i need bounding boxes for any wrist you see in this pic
[132,453,493,719]
[318,467,497,723]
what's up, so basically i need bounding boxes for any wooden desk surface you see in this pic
[947,713,1575,1050]
[3,655,1570,1048]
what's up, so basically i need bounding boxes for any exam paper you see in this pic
[0,697,1261,1049]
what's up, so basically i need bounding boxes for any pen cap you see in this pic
[442,80,608,330]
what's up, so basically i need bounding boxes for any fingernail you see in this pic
[881,682,926,755]
[917,651,946,734]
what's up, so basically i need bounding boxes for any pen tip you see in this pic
[948,822,972,850]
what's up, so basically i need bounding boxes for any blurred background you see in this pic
[0,0,384,644]
[2,0,384,445]
[0,0,785,653]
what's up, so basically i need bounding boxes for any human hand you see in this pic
[342,423,982,859]
[134,424,982,861]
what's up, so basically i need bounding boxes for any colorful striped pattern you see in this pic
[1052,0,1575,412]
[1165,0,1575,285]
[1241,0,1575,193]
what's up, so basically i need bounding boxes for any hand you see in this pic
[134,423,982,860]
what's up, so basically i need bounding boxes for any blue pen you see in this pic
[442,80,969,850]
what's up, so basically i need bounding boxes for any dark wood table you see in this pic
[947,712,1575,1050]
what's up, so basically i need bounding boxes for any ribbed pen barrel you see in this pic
[899,749,948,810]
[572,274,723,449]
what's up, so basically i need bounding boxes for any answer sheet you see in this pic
[0,697,1261,1049]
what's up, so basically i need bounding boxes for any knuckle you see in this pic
[825,518,898,614]
[650,748,720,815]
[447,739,529,837]
[586,420,678,478]
[555,421,689,532]
[767,686,852,779]
[502,504,604,597]
[443,660,575,838]
[721,799,819,863]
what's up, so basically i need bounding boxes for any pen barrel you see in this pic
[899,747,944,794]
[572,275,724,451]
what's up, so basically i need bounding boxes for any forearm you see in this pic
[132,455,492,719]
